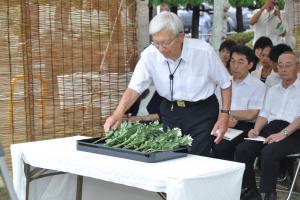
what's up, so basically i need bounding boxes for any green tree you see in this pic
[229,0,254,32]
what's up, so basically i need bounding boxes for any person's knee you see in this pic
[261,145,280,162]
[214,141,230,152]
[235,143,250,161]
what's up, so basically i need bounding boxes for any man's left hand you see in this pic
[264,132,285,144]
[211,113,229,144]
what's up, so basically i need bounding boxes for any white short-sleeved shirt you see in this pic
[251,9,283,45]
[251,67,275,84]
[259,78,300,123]
[129,38,231,102]
[216,74,266,111]
[265,72,281,89]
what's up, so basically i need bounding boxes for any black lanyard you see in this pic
[166,58,182,111]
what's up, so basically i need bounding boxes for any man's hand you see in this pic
[103,88,141,132]
[248,129,259,138]
[228,115,238,128]
[103,112,123,132]
[264,132,285,144]
[211,113,229,144]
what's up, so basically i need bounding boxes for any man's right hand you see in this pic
[103,113,123,132]
[248,129,259,138]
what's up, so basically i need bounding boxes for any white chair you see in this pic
[286,153,300,200]
[0,143,18,200]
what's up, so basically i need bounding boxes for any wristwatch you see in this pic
[281,129,290,137]
[220,109,230,115]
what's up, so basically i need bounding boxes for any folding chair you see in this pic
[0,143,18,200]
[286,153,300,200]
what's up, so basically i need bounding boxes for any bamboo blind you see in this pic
[294,0,300,53]
[0,0,137,165]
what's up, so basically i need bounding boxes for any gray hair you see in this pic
[149,11,184,36]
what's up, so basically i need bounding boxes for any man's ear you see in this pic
[178,32,185,39]
[248,62,254,71]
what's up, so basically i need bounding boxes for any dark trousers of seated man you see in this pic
[212,121,254,161]
[235,120,300,193]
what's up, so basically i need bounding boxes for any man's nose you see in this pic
[158,45,167,52]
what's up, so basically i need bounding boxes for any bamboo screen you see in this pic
[0,0,137,157]
[294,0,300,53]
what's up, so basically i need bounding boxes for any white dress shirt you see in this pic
[216,74,266,111]
[251,65,263,80]
[265,72,281,89]
[259,78,300,123]
[129,38,231,101]
[251,67,275,84]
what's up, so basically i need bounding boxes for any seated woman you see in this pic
[213,45,266,161]
[251,43,274,83]
[252,37,273,73]
[236,51,300,200]
[218,39,237,72]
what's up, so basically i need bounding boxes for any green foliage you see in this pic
[226,31,254,45]
[104,121,193,153]
[228,0,254,7]
[256,0,284,8]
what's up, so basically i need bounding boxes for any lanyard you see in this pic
[166,58,182,111]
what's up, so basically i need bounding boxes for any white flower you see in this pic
[174,127,182,136]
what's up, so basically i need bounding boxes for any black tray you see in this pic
[77,137,188,163]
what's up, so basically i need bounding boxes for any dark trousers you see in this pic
[235,120,300,193]
[160,95,219,156]
[213,121,254,161]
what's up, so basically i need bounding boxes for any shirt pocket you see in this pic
[231,97,249,110]
[186,75,207,91]
[285,98,299,117]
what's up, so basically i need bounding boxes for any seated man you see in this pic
[265,43,292,89]
[213,45,266,161]
[129,90,163,123]
[236,51,300,200]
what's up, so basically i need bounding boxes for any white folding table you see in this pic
[11,136,245,200]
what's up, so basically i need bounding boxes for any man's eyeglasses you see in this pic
[151,36,177,49]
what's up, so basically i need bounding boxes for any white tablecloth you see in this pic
[11,136,245,200]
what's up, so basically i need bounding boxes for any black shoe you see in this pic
[264,192,277,200]
[241,187,262,200]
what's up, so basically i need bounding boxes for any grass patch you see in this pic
[226,31,254,47]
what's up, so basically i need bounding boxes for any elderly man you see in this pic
[104,11,232,156]
[236,51,300,200]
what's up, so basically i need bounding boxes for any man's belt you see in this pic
[166,95,215,108]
